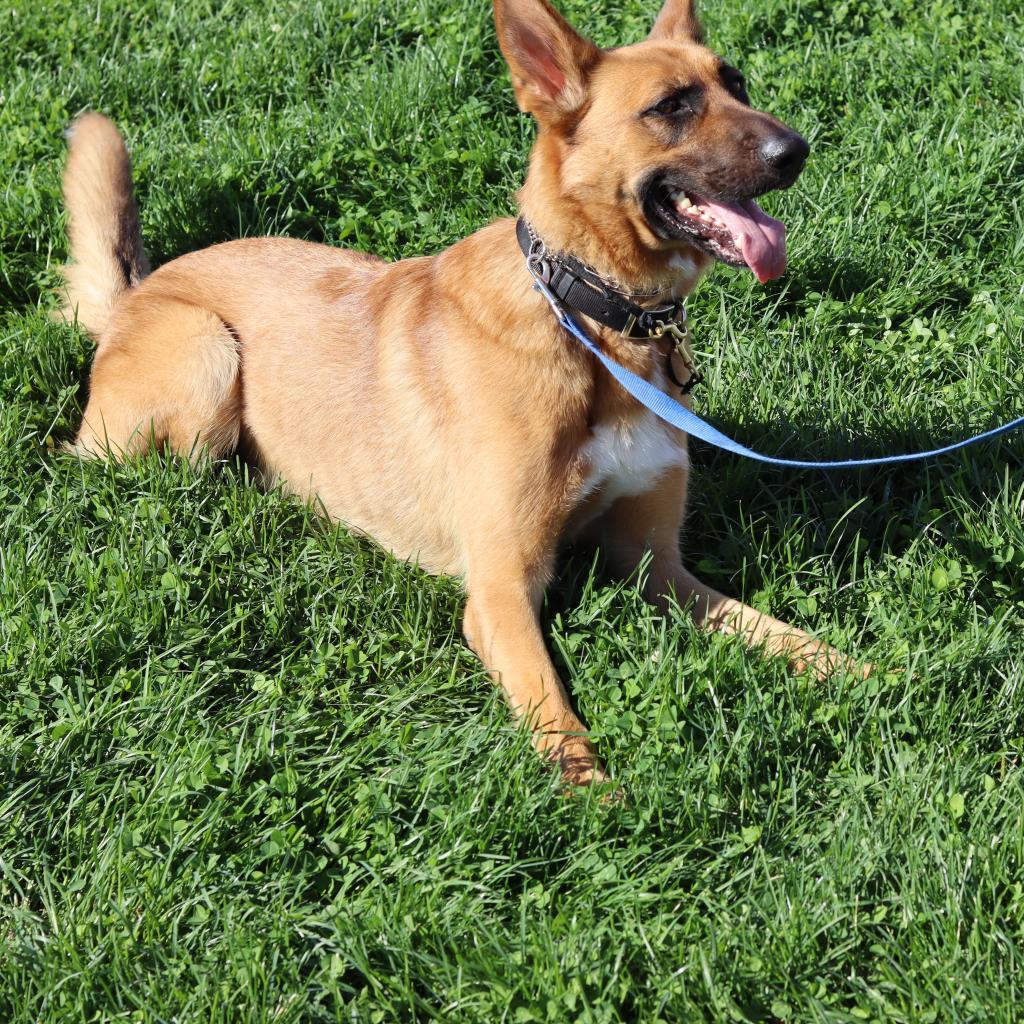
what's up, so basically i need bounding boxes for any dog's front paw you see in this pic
[792,643,874,682]
[548,737,607,787]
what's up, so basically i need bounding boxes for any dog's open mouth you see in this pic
[645,185,788,283]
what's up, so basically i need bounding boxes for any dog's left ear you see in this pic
[493,0,600,120]
[647,0,704,43]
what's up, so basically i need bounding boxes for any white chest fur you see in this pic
[578,410,688,513]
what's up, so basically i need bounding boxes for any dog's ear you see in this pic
[647,0,704,44]
[493,0,600,120]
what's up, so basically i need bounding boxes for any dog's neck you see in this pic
[516,133,711,306]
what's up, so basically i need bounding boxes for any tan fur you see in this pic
[57,0,869,786]
[59,112,150,335]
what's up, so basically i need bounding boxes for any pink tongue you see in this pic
[700,197,787,283]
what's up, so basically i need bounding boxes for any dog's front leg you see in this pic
[656,565,871,680]
[463,560,604,785]
[600,469,869,680]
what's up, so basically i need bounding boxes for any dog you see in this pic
[57,0,866,786]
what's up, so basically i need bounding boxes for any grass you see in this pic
[2,0,1024,1019]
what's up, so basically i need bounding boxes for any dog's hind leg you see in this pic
[74,296,242,463]
[463,550,604,786]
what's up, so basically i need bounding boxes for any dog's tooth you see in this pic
[677,195,693,209]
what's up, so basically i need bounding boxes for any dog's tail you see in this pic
[57,113,150,336]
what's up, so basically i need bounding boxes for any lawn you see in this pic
[2,0,1024,1020]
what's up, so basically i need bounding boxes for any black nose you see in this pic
[760,131,810,179]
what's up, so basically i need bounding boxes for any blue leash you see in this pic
[531,275,1024,470]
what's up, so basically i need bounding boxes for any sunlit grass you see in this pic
[1,0,1023,1019]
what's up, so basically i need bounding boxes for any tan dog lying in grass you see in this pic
[58,0,864,785]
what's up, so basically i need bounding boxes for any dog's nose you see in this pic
[760,131,810,178]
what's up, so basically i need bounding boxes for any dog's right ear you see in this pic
[647,0,704,44]
[493,0,600,120]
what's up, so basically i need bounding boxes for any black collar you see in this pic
[515,218,687,341]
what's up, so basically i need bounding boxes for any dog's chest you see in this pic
[577,410,688,511]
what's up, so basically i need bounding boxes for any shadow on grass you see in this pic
[686,408,1023,492]
[756,249,979,321]
[142,177,333,268]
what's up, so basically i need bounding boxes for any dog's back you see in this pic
[57,114,557,575]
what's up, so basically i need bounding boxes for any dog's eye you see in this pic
[652,94,690,116]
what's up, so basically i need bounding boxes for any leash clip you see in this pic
[620,304,701,393]
[650,318,687,343]
[622,301,687,342]
[650,311,702,394]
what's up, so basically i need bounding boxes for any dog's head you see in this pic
[496,0,808,287]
